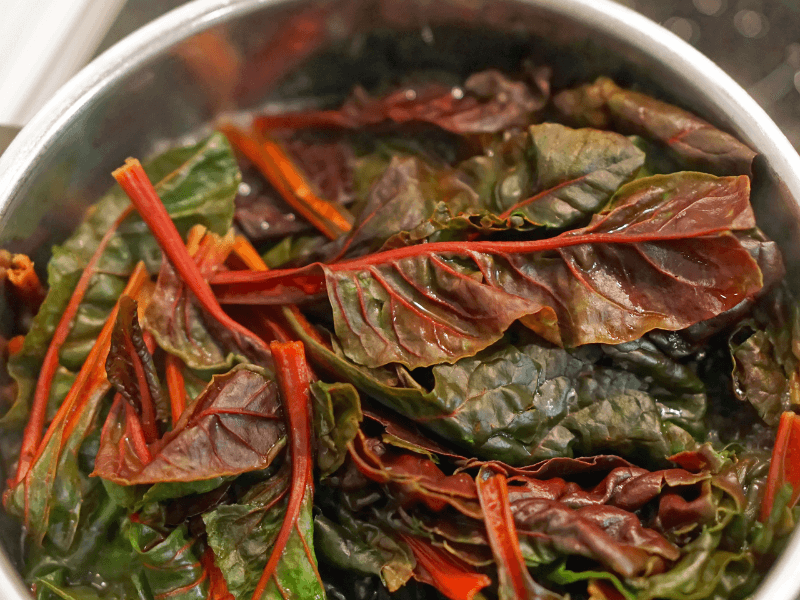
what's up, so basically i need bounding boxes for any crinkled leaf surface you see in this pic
[93,365,285,484]
[315,511,415,592]
[730,287,800,426]
[502,123,644,229]
[203,471,325,600]
[127,521,208,600]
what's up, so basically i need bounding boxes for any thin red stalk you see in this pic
[476,468,537,599]
[165,354,187,425]
[112,159,270,363]
[230,236,294,343]
[251,341,312,600]
[209,225,739,295]
[124,400,153,464]
[14,205,134,483]
[219,124,352,240]
[760,411,800,522]
[399,533,490,600]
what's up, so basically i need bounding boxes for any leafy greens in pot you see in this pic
[1,61,799,600]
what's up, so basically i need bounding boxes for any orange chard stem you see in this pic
[251,341,312,600]
[219,123,353,240]
[202,547,235,600]
[232,235,268,271]
[760,411,800,522]
[112,158,269,365]
[165,354,187,425]
[6,253,45,307]
[7,335,24,357]
[399,533,490,600]
[14,205,135,484]
[476,468,539,600]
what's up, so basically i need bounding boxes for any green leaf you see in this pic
[93,365,286,484]
[554,77,756,176]
[312,381,363,477]
[289,313,697,466]
[315,512,415,592]
[2,132,239,427]
[203,472,325,600]
[504,123,644,229]
[35,579,106,600]
[626,530,752,600]
[127,522,208,600]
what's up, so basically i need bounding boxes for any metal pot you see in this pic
[1,0,799,597]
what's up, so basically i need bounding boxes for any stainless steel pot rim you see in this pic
[1,0,799,598]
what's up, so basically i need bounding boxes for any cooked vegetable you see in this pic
[1,62,798,600]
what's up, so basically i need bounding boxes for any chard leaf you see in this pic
[2,133,239,427]
[128,521,208,600]
[220,172,763,369]
[729,287,800,425]
[203,472,325,600]
[144,227,237,371]
[35,579,105,600]
[93,365,286,484]
[626,529,752,600]
[554,77,756,176]
[256,69,548,135]
[315,512,415,592]
[312,381,363,477]
[289,314,699,466]
[352,124,643,252]
[502,123,644,229]
[106,296,164,426]
[326,172,760,367]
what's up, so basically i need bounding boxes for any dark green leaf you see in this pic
[315,512,415,592]
[203,472,325,600]
[312,381,363,477]
[503,123,644,229]
[730,288,800,425]
[289,313,698,466]
[128,521,207,600]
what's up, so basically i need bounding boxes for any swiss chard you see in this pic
[2,133,239,429]
[213,172,763,368]
[93,365,286,485]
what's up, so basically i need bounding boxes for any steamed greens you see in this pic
[1,64,799,600]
